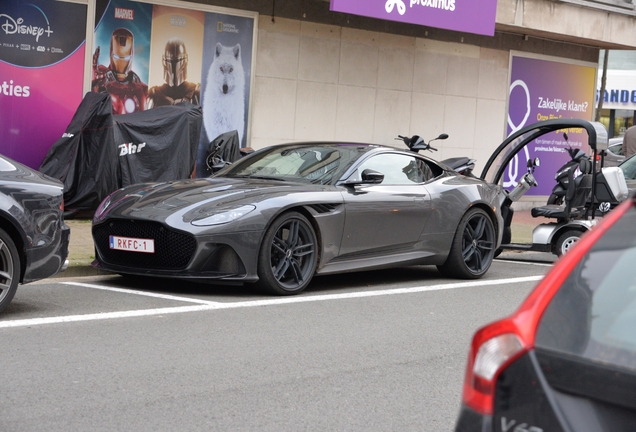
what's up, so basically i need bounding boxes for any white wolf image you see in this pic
[203,43,245,145]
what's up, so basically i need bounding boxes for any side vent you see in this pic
[308,203,340,214]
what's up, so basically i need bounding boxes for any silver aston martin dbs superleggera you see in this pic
[92,142,505,295]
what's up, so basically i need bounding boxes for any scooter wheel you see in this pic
[555,230,582,257]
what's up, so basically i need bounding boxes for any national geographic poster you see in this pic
[93,0,256,177]
[197,12,254,177]
[506,55,596,196]
[0,0,88,169]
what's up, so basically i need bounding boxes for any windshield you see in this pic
[222,144,369,185]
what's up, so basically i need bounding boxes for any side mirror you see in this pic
[527,157,540,168]
[342,168,384,185]
[361,169,384,184]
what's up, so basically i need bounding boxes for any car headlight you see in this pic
[191,205,256,226]
[93,193,116,222]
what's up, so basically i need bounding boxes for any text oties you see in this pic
[1,80,30,98]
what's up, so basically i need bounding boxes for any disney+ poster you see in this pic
[0,0,87,169]
[93,0,152,115]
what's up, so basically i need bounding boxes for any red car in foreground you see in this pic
[455,195,636,431]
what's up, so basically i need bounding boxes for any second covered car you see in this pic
[92,142,505,295]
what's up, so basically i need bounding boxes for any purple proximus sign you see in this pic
[330,0,497,37]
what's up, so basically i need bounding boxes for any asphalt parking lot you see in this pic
[4,251,554,326]
[1,213,558,431]
[0,258,554,431]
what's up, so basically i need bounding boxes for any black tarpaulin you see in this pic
[115,103,202,187]
[39,92,118,218]
[39,92,202,218]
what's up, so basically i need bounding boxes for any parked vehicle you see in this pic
[454,194,636,432]
[0,154,70,313]
[396,133,477,177]
[619,152,636,194]
[603,136,625,167]
[481,119,618,257]
[92,140,506,295]
[546,136,589,206]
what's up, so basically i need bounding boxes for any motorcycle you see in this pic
[546,133,589,206]
[396,134,476,176]
[544,132,628,218]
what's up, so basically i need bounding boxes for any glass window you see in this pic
[356,153,435,185]
[224,144,365,185]
[536,207,636,372]
[620,155,636,179]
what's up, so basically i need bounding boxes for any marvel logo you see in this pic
[114,8,134,20]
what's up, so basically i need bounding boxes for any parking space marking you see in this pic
[495,259,553,267]
[63,281,221,305]
[0,276,543,329]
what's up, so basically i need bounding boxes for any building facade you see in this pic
[183,0,636,170]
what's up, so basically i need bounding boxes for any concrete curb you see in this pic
[53,265,110,278]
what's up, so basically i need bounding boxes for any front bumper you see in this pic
[92,220,262,283]
[23,223,71,283]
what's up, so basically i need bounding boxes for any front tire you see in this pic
[554,230,582,257]
[0,229,20,313]
[256,212,318,295]
[437,208,495,279]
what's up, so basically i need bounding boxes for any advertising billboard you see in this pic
[0,0,89,169]
[506,55,597,196]
[93,0,256,176]
[329,0,496,37]
[597,70,636,111]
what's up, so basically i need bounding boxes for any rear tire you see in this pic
[256,212,318,295]
[555,230,582,257]
[437,208,495,279]
[0,229,20,313]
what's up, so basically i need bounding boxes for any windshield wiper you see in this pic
[229,174,290,182]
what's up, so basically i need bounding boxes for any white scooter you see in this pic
[481,118,624,257]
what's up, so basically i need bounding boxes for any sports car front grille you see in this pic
[93,219,196,270]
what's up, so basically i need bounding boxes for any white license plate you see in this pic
[109,235,155,254]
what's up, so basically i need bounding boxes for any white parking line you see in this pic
[63,281,219,305]
[495,259,554,267]
[0,276,543,329]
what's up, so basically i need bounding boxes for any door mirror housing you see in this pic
[342,169,385,185]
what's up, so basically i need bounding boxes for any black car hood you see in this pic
[99,177,329,222]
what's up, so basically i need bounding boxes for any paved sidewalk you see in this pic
[56,211,545,279]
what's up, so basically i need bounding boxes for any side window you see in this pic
[535,208,636,371]
[357,153,433,185]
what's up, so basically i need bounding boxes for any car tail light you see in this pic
[60,198,64,211]
[461,199,633,415]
